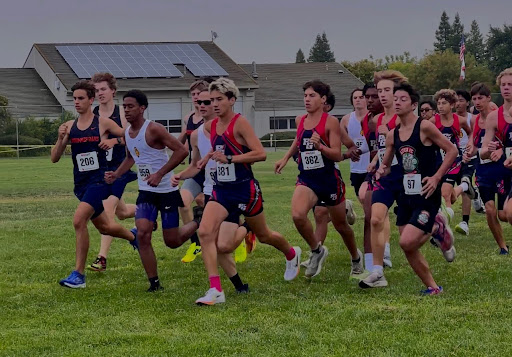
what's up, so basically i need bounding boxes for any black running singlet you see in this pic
[93,105,125,169]
[186,114,204,163]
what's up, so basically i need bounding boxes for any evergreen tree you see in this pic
[434,11,453,52]
[295,48,306,63]
[308,32,335,62]
[486,24,512,75]
[466,20,486,64]
[449,13,465,53]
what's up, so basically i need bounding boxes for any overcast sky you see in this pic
[1,0,510,68]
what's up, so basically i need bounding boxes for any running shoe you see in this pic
[499,245,510,255]
[455,221,469,236]
[420,286,443,296]
[130,228,139,250]
[59,270,86,288]
[359,271,388,288]
[284,246,302,281]
[235,240,247,263]
[349,249,367,279]
[181,242,202,263]
[305,245,328,278]
[195,288,226,306]
[87,256,106,272]
[147,285,164,292]
[472,187,485,214]
[461,176,476,199]
[439,198,452,224]
[346,199,356,225]
[300,252,311,268]
[383,254,392,269]
[431,212,456,262]
[236,284,250,294]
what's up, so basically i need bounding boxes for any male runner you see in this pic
[367,83,456,293]
[195,78,300,305]
[87,72,138,272]
[179,80,209,263]
[419,100,436,121]
[431,89,474,222]
[51,80,138,288]
[105,90,200,291]
[499,69,512,230]
[275,80,364,279]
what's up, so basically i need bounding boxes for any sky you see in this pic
[1,0,511,68]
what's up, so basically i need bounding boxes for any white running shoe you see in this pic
[461,176,476,199]
[300,253,311,268]
[349,249,366,279]
[195,288,226,306]
[358,271,388,288]
[284,246,302,281]
[346,199,356,225]
[305,245,328,278]
[432,211,456,263]
[455,221,469,236]
[472,187,486,214]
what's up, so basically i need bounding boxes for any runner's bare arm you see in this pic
[480,110,499,159]
[153,123,189,176]
[177,110,194,144]
[99,117,125,150]
[174,130,201,182]
[107,150,135,183]
[223,116,266,164]
[314,116,342,162]
[50,120,73,163]
[423,120,457,179]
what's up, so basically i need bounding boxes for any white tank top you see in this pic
[459,113,472,149]
[197,123,216,196]
[125,120,176,193]
[347,111,370,173]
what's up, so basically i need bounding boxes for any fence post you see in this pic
[15,118,20,159]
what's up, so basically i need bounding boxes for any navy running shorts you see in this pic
[135,190,184,229]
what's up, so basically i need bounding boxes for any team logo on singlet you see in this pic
[330,193,338,201]
[134,147,140,157]
[417,210,430,225]
[399,146,418,173]
[238,204,247,211]
[443,133,452,141]
[303,138,314,150]
[215,145,225,153]
[360,129,364,136]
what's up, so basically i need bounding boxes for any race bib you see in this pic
[440,143,459,161]
[217,163,236,182]
[76,151,99,172]
[354,138,368,155]
[378,149,398,166]
[301,150,324,170]
[506,147,512,159]
[403,173,422,195]
[478,148,492,164]
[137,164,153,180]
[106,148,113,162]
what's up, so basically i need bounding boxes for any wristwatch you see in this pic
[226,155,233,164]
[116,137,122,145]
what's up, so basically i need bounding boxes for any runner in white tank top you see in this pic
[105,90,200,292]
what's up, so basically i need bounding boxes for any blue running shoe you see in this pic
[130,228,139,251]
[420,286,443,296]
[59,270,86,288]
[499,245,509,255]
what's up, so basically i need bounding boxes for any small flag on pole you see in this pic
[459,34,466,81]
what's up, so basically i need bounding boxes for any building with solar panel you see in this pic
[1,41,362,138]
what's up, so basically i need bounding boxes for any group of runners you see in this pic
[52,66,512,304]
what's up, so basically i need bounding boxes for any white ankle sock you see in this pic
[373,265,384,275]
[364,253,373,271]
[384,243,391,258]
[460,182,469,192]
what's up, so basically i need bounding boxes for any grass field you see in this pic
[1,153,511,356]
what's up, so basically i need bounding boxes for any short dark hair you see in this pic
[71,80,96,99]
[362,83,375,96]
[455,89,471,102]
[419,100,436,111]
[91,72,117,91]
[470,82,491,97]
[123,89,148,108]
[393,82,420,104]
[349,88,363,106]
[303,80,331,98]
[325,92,335,111]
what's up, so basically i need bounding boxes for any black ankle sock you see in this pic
[312,247,321,254]
[191,232,200,245]
[229,273,244,290]
[352,257,361,263]
[149,276,160,289]
[463,215,470,224]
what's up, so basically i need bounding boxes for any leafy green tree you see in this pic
[295,49,306,63]
[486,24,512,75]
[449,13,465,53]
[434,11,453,52]
[308,32,335,62]
[341,56,385,84]
[466,20,486,64]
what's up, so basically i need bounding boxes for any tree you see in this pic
[341,56,385,84]
[448,13,465,53]
[0,95,13,136]
[295,49,305,63]
[486,24,512,75]
[308,32,335,62]
[466,20,486,64]
[434,11,453,52]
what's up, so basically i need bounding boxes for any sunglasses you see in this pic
[420,108,432,112]
[197,100,212,105]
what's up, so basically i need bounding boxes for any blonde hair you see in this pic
[497,68,512,86]
[209,78,240,99]
[189,80,209,92]
[434,89,457,104]
[373,70,408,85]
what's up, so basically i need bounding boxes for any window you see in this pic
[145,102,182,134]
[156,119,182,133]
[269,116,296,130]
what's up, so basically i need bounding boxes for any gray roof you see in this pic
[29,42,258,92]
[0,68,62,118]
[239,62,363,110]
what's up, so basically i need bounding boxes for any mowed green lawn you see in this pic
[1,153,511,357]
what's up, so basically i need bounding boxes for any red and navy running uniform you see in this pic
[372,113,403,208]
[495,106,512,199]
[209,114,263,223]
[93,105,137,199]
[70,115,110,218]
[394,119,441,233]
[185,113,206,185]
[434,113,462,184]
[295,113,344,206]
[362,112,378,188]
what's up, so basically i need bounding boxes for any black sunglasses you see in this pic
[197,100,212,105]
[420,108,432,112]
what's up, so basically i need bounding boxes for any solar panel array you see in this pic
[56,44,229,79]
